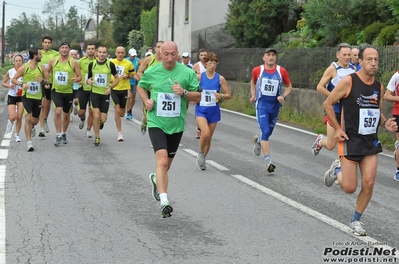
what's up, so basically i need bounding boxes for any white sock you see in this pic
[159,193,168,205]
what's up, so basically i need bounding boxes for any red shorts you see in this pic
[324,112,341,126]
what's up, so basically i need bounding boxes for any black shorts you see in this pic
[73,89,79,98]
[90,93,110,113]
[78,88,91,110]
[148,127,183,158]
[7,95,22,105]
[22,96,41,118]
[51,90,74,113]
[342,155,366,163]
[393,115,399,133]
[42,83,52,100]
[111,90,128,108]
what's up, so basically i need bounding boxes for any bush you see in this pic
[140,7,157,47]
[363,22,385,44]
[128,30,144,55]
[339,27,358,45]
[376,24,399,45]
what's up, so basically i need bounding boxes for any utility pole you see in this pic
[96,2,99,40]
[1,1,6,67]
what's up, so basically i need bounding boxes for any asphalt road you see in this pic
[0,92,398,264]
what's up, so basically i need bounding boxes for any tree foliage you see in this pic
[128,30,144,53]
[224,0,297,48]
[111,0,143,46]
[140,7,157,47]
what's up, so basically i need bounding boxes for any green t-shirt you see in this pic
[40,49,59,83]
[89,60,117,95]
[22,63,44,100]
[79,56,95,91]
[138,63,199,134]
[52,57,74,94]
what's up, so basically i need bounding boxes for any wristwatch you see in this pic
[183,89,188,96]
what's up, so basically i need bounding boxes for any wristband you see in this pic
[383,119,387,128]
[221,94,225,99]
[282,95,286,100]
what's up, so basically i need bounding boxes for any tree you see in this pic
[6,13,44,51]
[140,6,157,46]
[111,0,143,46]
[80,0,113,16]
[65,6,82,43]
[142,0,156,11]
[224,0,297,48]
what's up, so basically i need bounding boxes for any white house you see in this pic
[157,0,234,56]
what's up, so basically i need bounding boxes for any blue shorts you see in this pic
[195,105,221,124]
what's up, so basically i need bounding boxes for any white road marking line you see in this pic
[0,150,7,160]
[0,140,10,147]
[0,165,6,264]
[231,174,398,255]
[2,134,10,139]
[182,149,230,171]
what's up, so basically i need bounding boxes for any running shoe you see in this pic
[253,135,261,156]
[196,152,206,170]
[195,129,201,139]
[93,137,101,146]
[117,132,124,142]
[99,121,104,130]
[54,136,62,147]
[349,221,367,236]
[149,173,160,201]
[160,202,173,218]
[31,126,36,137]
[140,118,147,135]
[79,119,85,129]
[312,134,326,156]
[5,120,13,134]
[324,159,340,187]
[265,158,276,173]
[86,130,93,138]
[27,141,34,152]
[394,140,399,161]
[61,134,67,144]
[38,128,46,137]
[73,105,78,115]
[14,134,21,142]
[395,169,399,181]
[45,121,50,133]
[126,111,132,120]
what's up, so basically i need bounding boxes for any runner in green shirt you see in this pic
[137,41,201,218]
[11,47,50,152]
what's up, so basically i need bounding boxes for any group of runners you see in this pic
[3,39,398,236]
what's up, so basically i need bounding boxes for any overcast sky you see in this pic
[4,0,91,27]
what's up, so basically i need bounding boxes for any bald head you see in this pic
[351,48,359,64]
[160,41,179,70]
[115,46,126,60]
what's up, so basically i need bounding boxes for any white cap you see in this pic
[145,51,153,57]
[181,52,190,58]
[129,48,137,56]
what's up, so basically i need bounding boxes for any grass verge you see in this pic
[220,90,396,151]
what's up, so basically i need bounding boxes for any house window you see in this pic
[184,0,189,23]
[168,0,173,27]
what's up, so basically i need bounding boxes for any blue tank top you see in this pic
[126,57,139,85]
[196,72,221,112]
[255,65,283,110]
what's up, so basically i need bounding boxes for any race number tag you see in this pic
[260,78,279,96]
[116,66,125,77]
[94,73,107,87]
[26,82,40,95]
[200,90,217,106]
[358,108,380,135]
[55,71,68,85]
[157,92,181,117]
